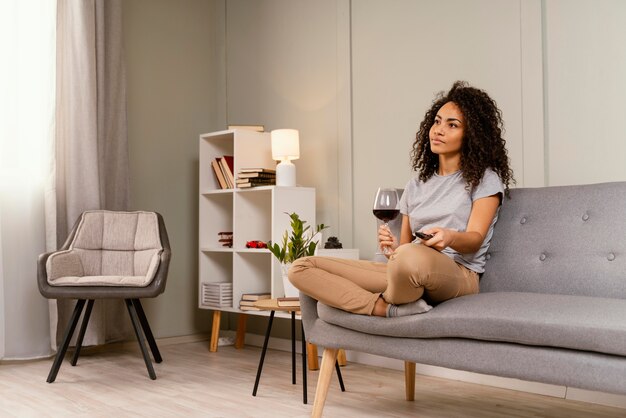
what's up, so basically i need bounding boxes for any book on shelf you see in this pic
[228,124,265,132]
[237,181,275,189]
[211,159,229,189]
[276,297,300,307]
[239,300,258,307]
[237,176,275,184]
[217,232,233,247]
[238,168,276,174]
[236,170,276,188]
[241,292,271,301]
[237,171,276,179]
[239,305,262,311]
[219,156,235,188]
[237,184,273,189]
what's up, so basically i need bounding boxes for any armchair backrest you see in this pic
[70,210,162,279]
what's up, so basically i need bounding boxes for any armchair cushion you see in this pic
[46,211,163,287]
[49,274,153,287]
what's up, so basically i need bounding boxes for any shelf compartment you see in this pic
[233,252,272,303]
[199,132,235,191]
[199,193,233,250]
[198,252,233,309]
[233,187,272,248]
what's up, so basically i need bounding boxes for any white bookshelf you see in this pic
[199,130,315,350]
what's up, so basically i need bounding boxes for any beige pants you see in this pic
[288,243,479,315]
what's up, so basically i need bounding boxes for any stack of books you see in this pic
[236,168,276,188]
[201,282,233,308]
[277,297,300,308]
[239,292,271,311]
[211,155,235,189]
[218,231,233,248]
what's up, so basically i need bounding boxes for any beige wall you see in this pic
[123,0,225,337]
[544,0,626,186]
[223,0,350,337]
[225,0,350,240]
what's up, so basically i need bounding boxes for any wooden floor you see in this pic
[0,341,623,417]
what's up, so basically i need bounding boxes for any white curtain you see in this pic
[50,0,131,348]
[0,0,57,360]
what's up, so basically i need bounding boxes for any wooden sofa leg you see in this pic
[337,348,347,366]
[235,313,247,349]
[312,348,338,418]
[307,342,319,370]
[209,311,221,352]
[404,361,415,401]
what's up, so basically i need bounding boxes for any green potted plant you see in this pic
[268,212,328,297]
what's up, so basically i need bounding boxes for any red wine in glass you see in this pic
[373,209,400,223]
[373,188,399,254]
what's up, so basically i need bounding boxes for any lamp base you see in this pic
[276,160,296,187]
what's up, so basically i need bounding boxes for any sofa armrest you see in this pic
[299,292,320,336]
[45,250,84,282]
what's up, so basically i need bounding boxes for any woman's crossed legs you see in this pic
[288,244,478,316]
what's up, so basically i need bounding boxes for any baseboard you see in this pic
[56,333,212,357]
[240,332,626,410]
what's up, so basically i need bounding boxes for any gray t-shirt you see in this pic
[399,168,504,273]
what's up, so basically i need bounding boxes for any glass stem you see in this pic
[382,222,391,255]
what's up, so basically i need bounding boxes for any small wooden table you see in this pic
[251,298,345,404]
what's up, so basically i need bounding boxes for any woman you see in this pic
[289,81,514,317]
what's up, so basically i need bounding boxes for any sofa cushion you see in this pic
[317,292,626,357]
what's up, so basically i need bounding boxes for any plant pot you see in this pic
[281,263,299,298]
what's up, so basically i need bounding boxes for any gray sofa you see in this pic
[301,181,626,416]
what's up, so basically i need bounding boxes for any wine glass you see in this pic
[372,188,400,254]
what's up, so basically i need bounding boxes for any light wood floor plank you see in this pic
[0,341,623,417]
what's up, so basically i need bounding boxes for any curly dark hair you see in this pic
[410,81,515,196]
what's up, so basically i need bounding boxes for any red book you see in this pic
[219,156,235,188]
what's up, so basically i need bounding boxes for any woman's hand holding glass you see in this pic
[377,224,398,256]
[372,188,400,255]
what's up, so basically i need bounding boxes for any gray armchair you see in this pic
[38,210,171,382]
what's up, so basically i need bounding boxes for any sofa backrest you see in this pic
[480,182,626,299]
[71,210,162,277]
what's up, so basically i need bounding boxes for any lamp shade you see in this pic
[271,129,300,161]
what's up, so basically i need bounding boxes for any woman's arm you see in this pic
[423,194,500,253]
[399,215,414,245]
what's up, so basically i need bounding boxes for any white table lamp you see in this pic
[271,129,300,187]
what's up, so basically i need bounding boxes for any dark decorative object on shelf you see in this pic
[324,236,343,249]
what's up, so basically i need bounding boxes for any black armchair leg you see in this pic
[47,299,86,383]
[71,299,95,366]
[131,299,162,363]
[125,299,157,380]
